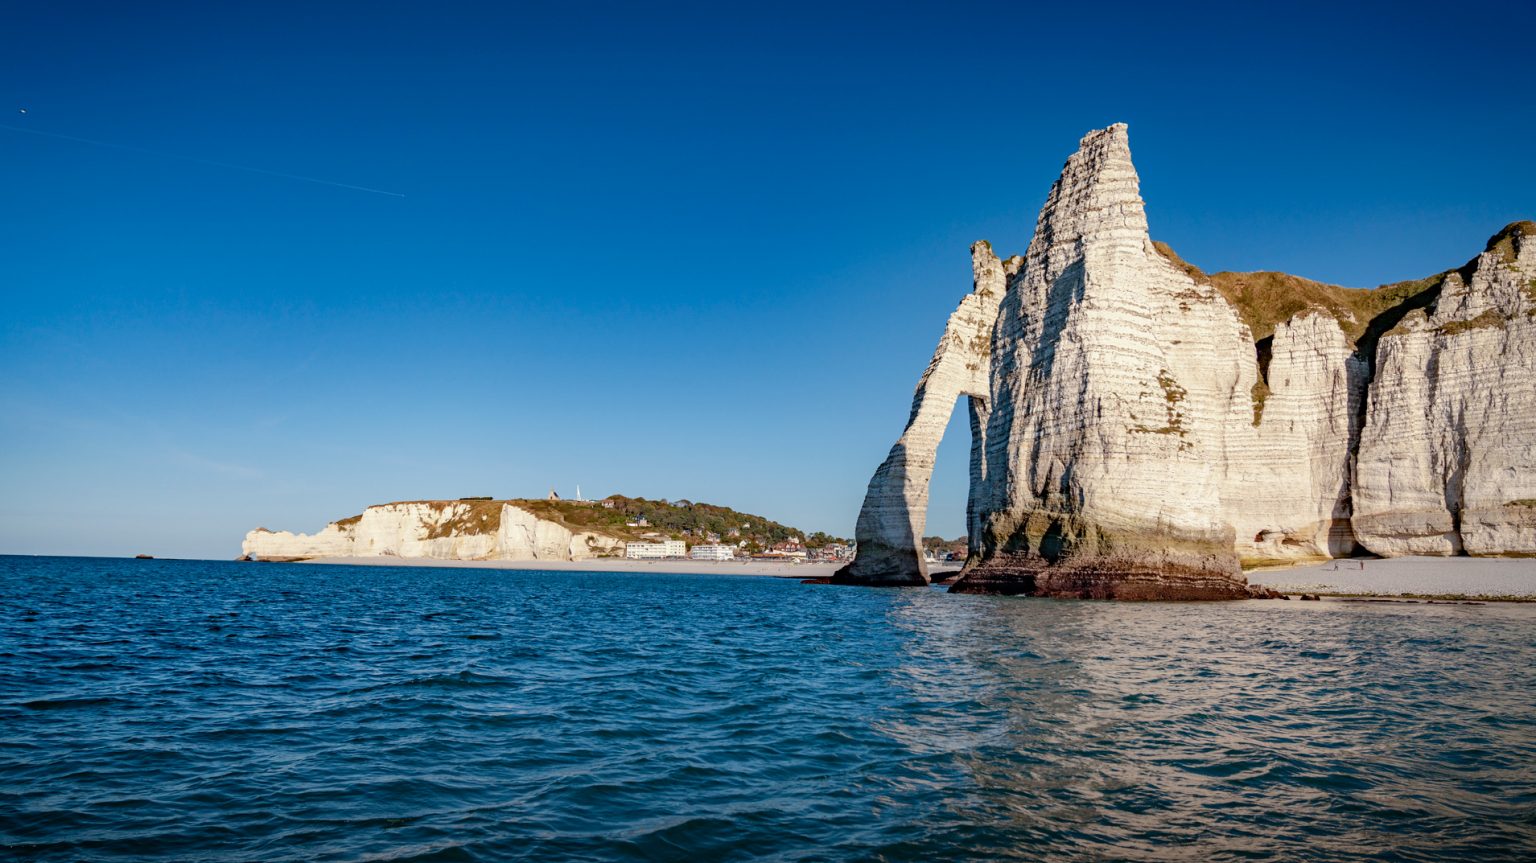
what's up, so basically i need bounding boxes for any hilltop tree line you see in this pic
[517,495,849,550]
[923,536,968,554]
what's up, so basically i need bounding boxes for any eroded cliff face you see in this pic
[1353,226,1536,556]
[839,123,1534,598]
[958,124,1252,598]
[1222,312,1366,566]
[242,501,624,562]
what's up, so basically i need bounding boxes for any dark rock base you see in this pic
[829,545,931,587]
[829,561,929,587]
[950,560,1249,600]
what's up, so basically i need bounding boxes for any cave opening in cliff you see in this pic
[1254,335,1274,385]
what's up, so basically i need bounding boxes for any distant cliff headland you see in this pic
[243,495,847,563]
[835,123,1536,598]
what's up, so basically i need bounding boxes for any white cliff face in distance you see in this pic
[242,501,625,562]
[836,123,1536,597]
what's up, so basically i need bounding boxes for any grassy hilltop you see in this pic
[333,495,846,554]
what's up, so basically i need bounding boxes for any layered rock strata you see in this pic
[831,243,1010,585]
[838,123,1534,598]
[1224,313,1366,565]
[1352,226,1536,555]
[242,501,624,562]
[960,125,1252,598]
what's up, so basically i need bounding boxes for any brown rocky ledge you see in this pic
[949,558,1251,600]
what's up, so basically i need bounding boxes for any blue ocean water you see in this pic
[1,556,1534,862]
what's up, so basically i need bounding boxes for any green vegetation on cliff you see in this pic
[1437,308,1507,337]
[425,499,506,539]
[523,496,847,548]
[922,535,968,555]
[1486,220,1536,265]
[1154,221,1535,360]
[331,495,845,550]
[1153,240,1445,347]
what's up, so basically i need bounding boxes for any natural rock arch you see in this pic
[831,242,1013,586]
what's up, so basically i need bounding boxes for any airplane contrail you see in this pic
[0,122,406,198]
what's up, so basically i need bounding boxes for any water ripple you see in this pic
[1,555,1534,861]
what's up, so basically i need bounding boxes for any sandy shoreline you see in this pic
[298,555,966,580]
[291,554,1536,598]
[1246,556,1536,599]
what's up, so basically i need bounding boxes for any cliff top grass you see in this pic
[1153,240,1445,346]
[425,498,505,539]
[1155,221,1533,351]
[1437,308,1507,337]
[1485,220,1536,265]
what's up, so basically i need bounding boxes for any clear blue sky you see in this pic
[2,1,1532,559]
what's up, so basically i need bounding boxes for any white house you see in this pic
[625,540,687,559]
[689,544,736,561]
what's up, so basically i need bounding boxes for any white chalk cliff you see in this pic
[1353,226,1536,556]
[243,501,625,562]
[836,124,1535,597]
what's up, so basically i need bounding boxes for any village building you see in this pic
[689,544,736,561]
[625,540,687,559]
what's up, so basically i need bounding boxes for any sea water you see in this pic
[2,555,1534,861]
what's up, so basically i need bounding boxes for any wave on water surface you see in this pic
[1,555,1534,862]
